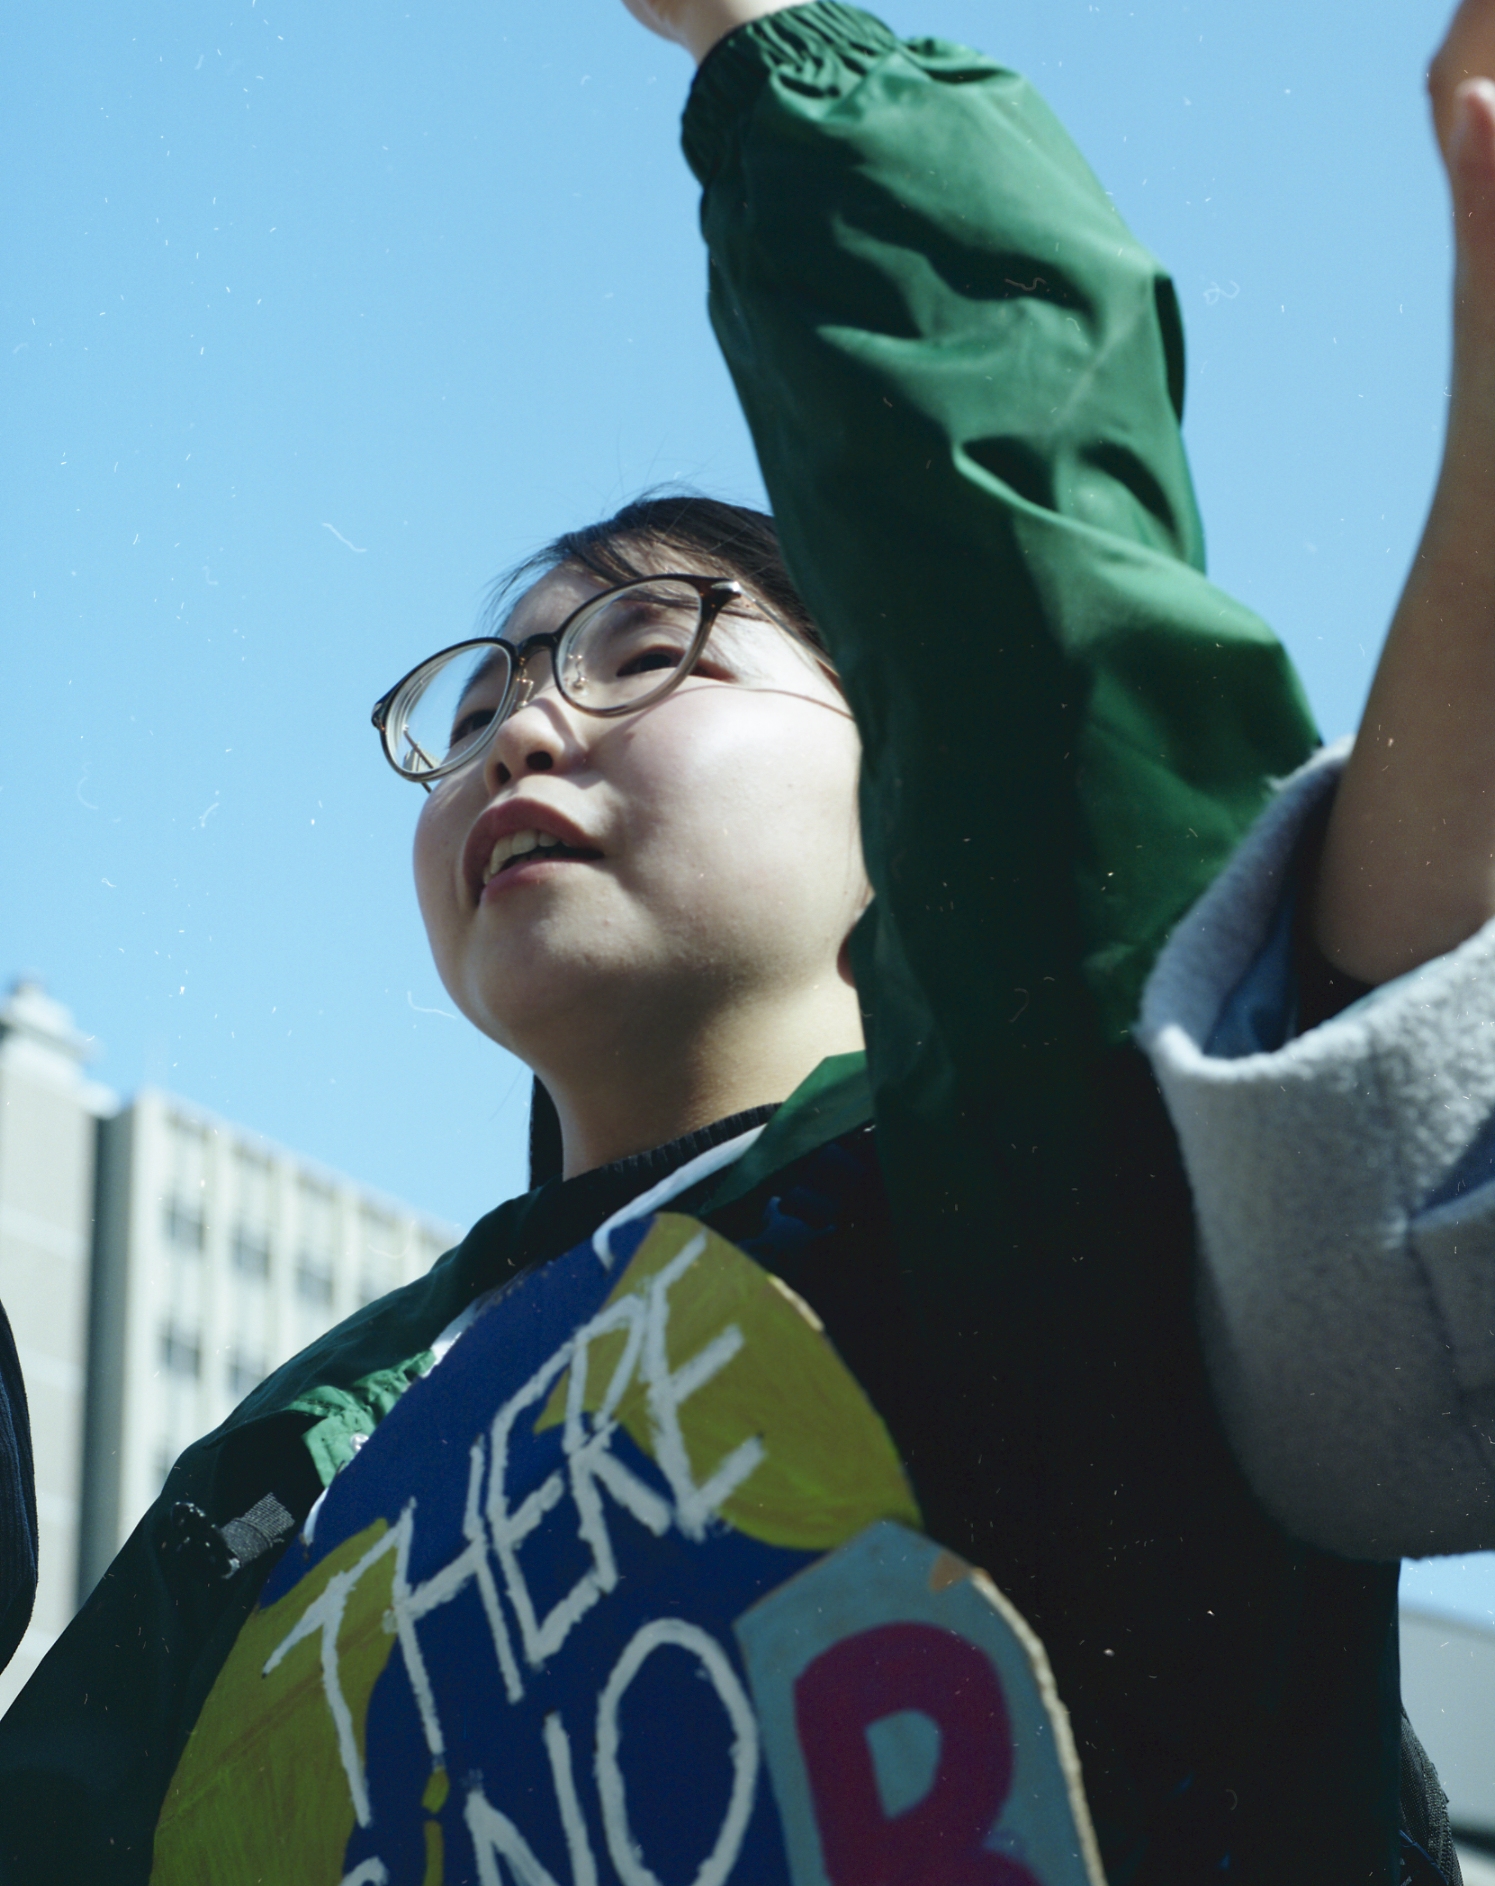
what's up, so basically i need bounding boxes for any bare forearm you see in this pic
[1315,381,1495,981]
[1314,70,1495,982]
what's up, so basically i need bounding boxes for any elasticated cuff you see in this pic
[682,1,901,184]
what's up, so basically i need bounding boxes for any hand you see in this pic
[1448,90,1495,357]
[1430,8,1495,348]
[1430,0,1495,161]
[617,0,804,65]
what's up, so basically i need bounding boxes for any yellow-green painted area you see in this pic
[538,1213,919,1550]
[150,1518,398,1885]
[423,1818,445,1886]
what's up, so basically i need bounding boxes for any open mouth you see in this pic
[480,829,602,891]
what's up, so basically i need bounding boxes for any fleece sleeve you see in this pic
[1140,742,1495,1560]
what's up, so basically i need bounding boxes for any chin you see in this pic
[463,957,627,1062]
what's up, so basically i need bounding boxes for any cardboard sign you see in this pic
[150,1213,1101,1886]
[736,1523,1102,1886]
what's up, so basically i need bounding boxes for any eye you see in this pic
[449,705,496,750]
[615,644,686,678]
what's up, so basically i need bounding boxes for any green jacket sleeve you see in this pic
[682,2,1316,1181]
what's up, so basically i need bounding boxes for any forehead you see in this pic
[502,565,610,642]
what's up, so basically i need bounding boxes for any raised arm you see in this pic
[644,1,1315,1204]
[1313,0,1495,982]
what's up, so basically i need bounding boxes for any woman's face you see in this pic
[413,559,867,1076]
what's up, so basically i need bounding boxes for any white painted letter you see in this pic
[594,1617,759,1886]
[641,1235,764,1539]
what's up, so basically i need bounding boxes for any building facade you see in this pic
[0,982,114,1714]
[0,979,459,1713]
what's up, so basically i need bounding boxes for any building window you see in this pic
[296,1256,334,1308]
[166,1115,210,1216]
[359,1207,404,1305]
[160,1325,201,1378]
[232,1149,274,1277]
[231,1226,271,1278]
[227,1351,265,1398]
[163,1196,205,1252]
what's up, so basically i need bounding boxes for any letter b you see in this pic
[793,1623,1039,1886]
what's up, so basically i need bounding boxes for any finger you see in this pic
[1429,0,1495,157]
[1451,81,1495,342]
[1453,79,1495,229]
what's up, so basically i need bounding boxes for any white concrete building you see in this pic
[0,979,460,1713]
[79,1089,458,1597]
[0,981,114,1712]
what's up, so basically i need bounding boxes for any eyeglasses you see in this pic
[371,574,747,788]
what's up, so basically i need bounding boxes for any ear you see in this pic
[837,892,874,986]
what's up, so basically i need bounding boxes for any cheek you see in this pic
[756,733,864,896]
[624,705,864,922]
[412,790,463,944]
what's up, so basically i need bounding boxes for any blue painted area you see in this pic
[261,1216,809,1886]
[867,1710,942,1819]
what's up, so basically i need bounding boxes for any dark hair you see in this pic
[486,491,828,664]
[504,493,828,1189]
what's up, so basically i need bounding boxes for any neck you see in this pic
[535,980,864,1178]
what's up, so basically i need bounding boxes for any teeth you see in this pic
[482,829,564,885]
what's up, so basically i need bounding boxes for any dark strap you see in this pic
[165,1493,296,1582]
[219,1496,297,1570]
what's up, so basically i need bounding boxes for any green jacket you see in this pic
[2,8,1402,1882]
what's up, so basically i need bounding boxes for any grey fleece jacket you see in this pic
[1140,740,1495,1561]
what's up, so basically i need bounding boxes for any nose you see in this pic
[479,648,579,791]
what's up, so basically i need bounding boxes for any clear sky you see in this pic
[5,0,1486,1618]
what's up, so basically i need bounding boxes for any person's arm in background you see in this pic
[1137,0,1495,1566]
[1314,0,1495,981]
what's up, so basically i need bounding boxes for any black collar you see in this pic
[508,1103,780,1278]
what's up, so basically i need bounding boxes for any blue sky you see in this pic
[5,0,1486,1618]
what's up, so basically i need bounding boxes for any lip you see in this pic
[461,798,604,905]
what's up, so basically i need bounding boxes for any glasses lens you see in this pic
[386,642,513,780]
[557,579,705,713]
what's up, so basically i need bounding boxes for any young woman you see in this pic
[2,3,1493,1882]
